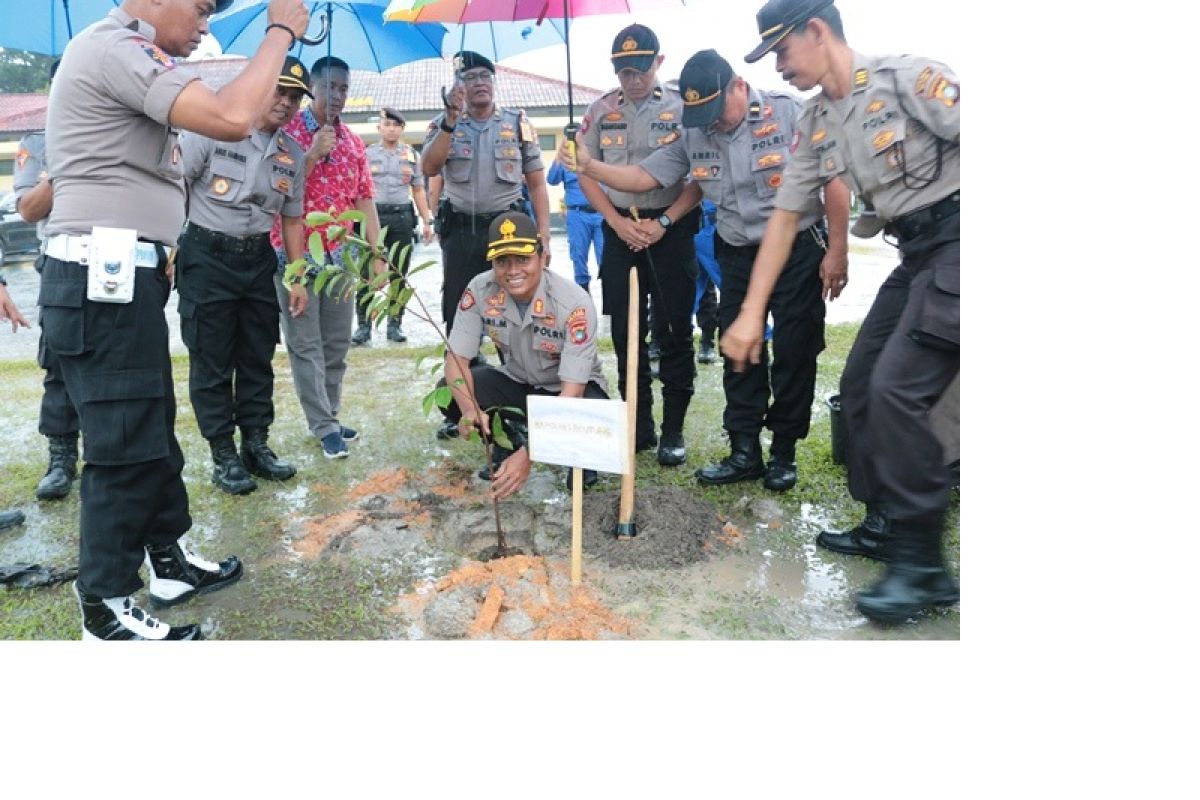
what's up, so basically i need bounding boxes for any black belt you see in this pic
[568,204,597,214]
[889,192,959,242]
[376,203,413,214]
[182,223,271,255]
[447,202,522,227]
[614,205,669,220]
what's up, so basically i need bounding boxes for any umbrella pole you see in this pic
[62,0,72,38]
[564,0,573,123]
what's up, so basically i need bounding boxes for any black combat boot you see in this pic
[0,508,26,531]
[209,436,257,495]
[697,333,717,364]
[74,581,202,640]
[351,321,372,345]
[657,430,687,466]
[696,432,765,485]
[386,320,407,342]
[241,428,296,481]
[855,519,959,624]
[35,433,78,501]
[816,505,892,562]
[144,541,244,608]
[763,437,797,492]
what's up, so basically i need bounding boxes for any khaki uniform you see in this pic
[38,7,197,599]
[776,51,961,525]
[641,86,828,445]
[447,269,607,394]
[12,132,48,239]
[578,82,699,443]
[367,141,424,205]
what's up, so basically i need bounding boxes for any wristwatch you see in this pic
[656,213,673,229]
[438,118,456,134]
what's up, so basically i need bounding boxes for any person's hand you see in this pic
[0,286,31,333]
[556,138,591,173]
[287,282,308,318]
[309,125,335,161]
[489,446,531,501]
[540,233,552,268]
[819,247,849,301]
[267,0,309,41]
[421,222,434,245]
[610,215,652,251]
[457,407,490,440]
[443,83,466,125]
[720,311,766,372]
[637,218,667,248]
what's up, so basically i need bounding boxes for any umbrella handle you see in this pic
[563,122,580,166]
[296,9,329,46]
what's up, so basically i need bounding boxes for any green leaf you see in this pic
[491,410,513,449]
[307,232,325,266]
[283,260,307,284]
[433,385,453,409]
[421,389,436,417]
[313,269,331,296]
[337,209,366,224]
[326,225,345,243]
[306,211,335,227]
[407,259,437,277]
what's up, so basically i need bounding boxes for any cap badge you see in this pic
[621,37,638,52]
[684,88,700,103]
[290,64,304,77]
[499,218,517,240]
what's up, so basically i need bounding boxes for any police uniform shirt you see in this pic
[366,141,425,205]
[423,108,543,214]
[181,127,305,236]
[44,7,198,246]
[640,87,821,246]
[12,131,48,239]
[447,269,608,394]
[776,52,960,221]
[578,82,685,211]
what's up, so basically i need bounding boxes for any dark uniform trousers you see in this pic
[440,365,608,433]
[715,227,826,442]
[358,204,416,326]
[600,205,700,440]
[176,226,280,441]
[840,215,959,524]
[440,205,521,334]
[35,255,81,437]
[39,253,191,598]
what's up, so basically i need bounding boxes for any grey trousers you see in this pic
[274,279,354,440]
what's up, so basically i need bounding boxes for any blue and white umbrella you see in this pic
[1,0,121,56]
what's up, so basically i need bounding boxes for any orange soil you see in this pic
[348,469,410,500]
[292,510,366,559]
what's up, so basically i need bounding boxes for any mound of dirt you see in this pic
[581,486,724,568]
[390,554,633,640]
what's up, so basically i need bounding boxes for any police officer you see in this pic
[177,55,310,495]
[546,157,603,293]
[561,48,850,492]
[40,0,309,640]
[12,59,80,503]
[439,211,608,499]
[352,107,433,346]
[422,51,550,439]
[727,0,960,623]
[576,24,702,466]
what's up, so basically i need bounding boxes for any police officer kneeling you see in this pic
[177,55,311,495]
[438,212,609,499]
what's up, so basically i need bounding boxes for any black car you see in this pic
[0,191,40,266]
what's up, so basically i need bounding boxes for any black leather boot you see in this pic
[817,506,892,562]
[657,430,687,466]
[0,508,25,531]
[697,337,717,364]
[763,438,797,492]
[74,581,202,640]
[696,432,764,485]
[386,320,407,342]
[241,428,296,481]
[209,436,257,495]
[351,322,371,345]
[144,541,244,608]
[855,520,959,624]
[35,433,78,501]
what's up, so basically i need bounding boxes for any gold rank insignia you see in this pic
[753,122,779,138]
[486,291,506,306]
[601,135,613,147]
[504,147,519,158]
[533,298,544,315]
[684,88,700,103]
[867,100,885,113]
[854,68,869,88]
[290,63,304,77]
[824,157,835,171]
[659,111,675,122]
[811,128,826,143]
[757,153,783,168]
[621,36,638,51]
[873,130,896,151]
[915,67,933,96]
[768,173,783,188]
[212,177,230,195]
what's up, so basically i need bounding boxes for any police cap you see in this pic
[610,23,659,73]
[744,0,836,63]
[278,55,313,98]
[452,50,495,75]
[486,212,541,261]
[679,49,734,129]
[215,0,234,11]
[381,107,406,125]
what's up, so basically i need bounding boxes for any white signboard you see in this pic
[526,395,629,475]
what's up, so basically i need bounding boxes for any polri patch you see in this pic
[460,289,476,311]
[134,37,175,70]
[212,177,231,195]
[15,147,28,169]
[567,307,589,344]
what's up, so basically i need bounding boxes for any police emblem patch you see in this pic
[212,177,230,195]
[460,289,476,311]
[15,147,28,169]
[768,173,783,188]
[934,78,960,107]
[605,112,624,122]
[621,36,638,52]
[684,88,700,103]
[566,307,589,344]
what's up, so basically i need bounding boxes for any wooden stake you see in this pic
[616,265,639,535]
[571,467,583,585]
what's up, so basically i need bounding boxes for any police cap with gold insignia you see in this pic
[278,55,313,98]
[610,23,659,73]
[452,50,495,75]
[486,212,542,261]
[745,0,836,63]
[679,49,735,129]
[381,107,406,124]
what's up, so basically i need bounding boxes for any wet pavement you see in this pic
[0,233,899,361]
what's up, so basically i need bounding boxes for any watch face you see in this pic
[658,214,671,227]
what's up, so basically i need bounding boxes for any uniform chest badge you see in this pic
[504,163,515,173]
[854,68,870,88]
[692,166,710,179]
[768,173,783,188]
[533,298,544,315]
[753,122,780,138]
[520,119,536,141]
[274,177,291,193]
[824,157,836,171]
[811,128,827,144]
[761,105,774,119]
[756,153,784,168]
[566,307,590,345]
[915,67,934,96]
[485,306,504,317]
[501,122,514,131]
[460,289,476,311]
[498,129,517,140]
[658,130,680,146]
[605,111,624,122]
[933,78,960,107]
[866,100,885,114]
[276,152,295,166]
[872,130,896,151]
[659,111,675,122]
[542,314,556,327]
[15,147,28,169]
[371,163,381,173]
[212,177,231,195]
[486,291,506,306]
[503,147,519,159]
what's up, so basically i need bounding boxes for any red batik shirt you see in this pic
[270,107,374,253]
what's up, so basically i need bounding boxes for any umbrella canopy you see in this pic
[437,18,568,62]
[211,0,447,71]
[0,0,120,56]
